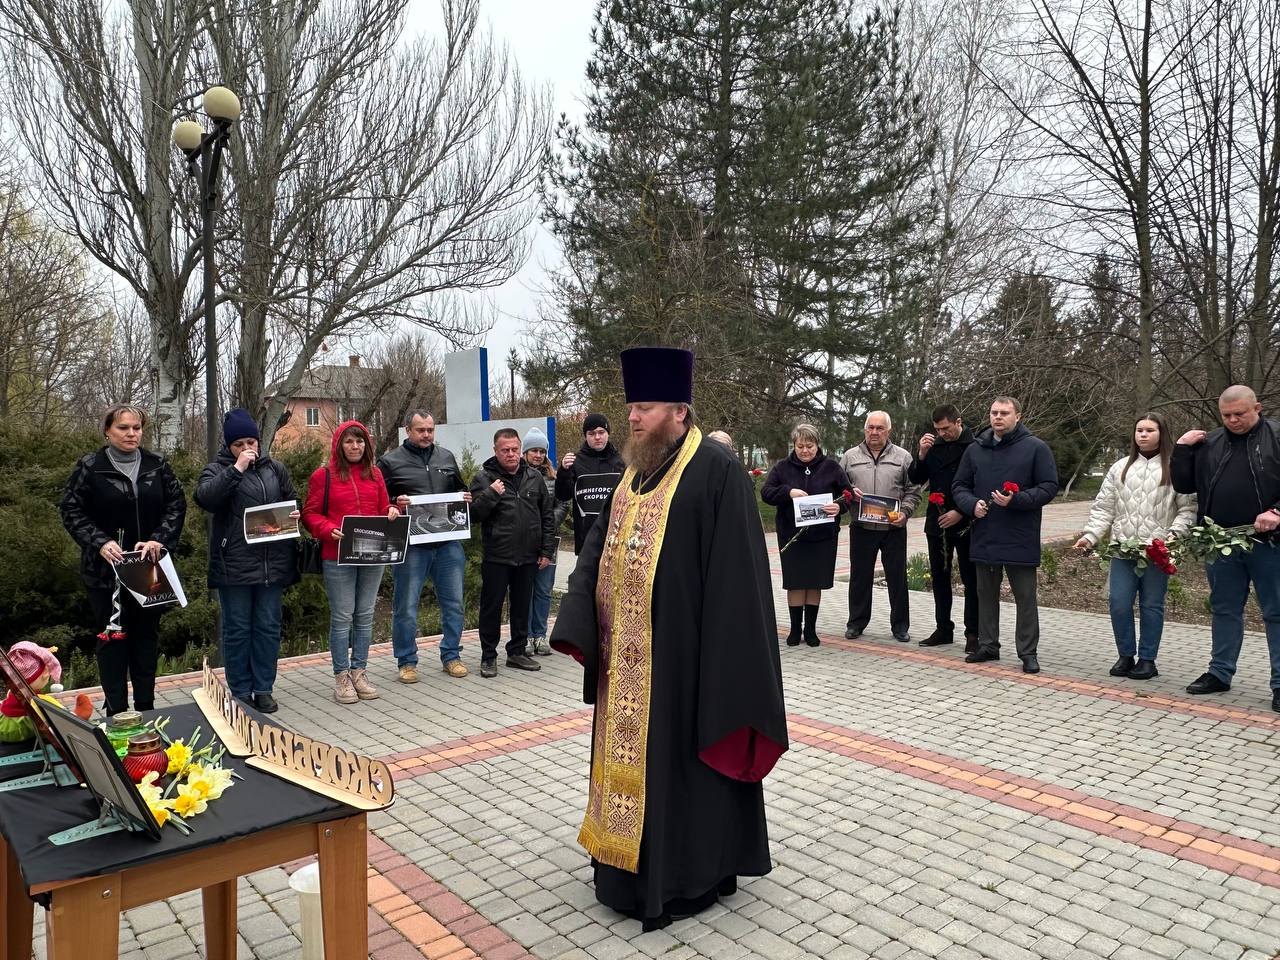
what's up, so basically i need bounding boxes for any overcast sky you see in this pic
[402,0,598,383]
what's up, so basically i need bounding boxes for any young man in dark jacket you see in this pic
[469,428,556,678]
[1171,385,1280,712]
[554,413,625,553]
[908,404,978,650]
[195,409,300,712]
[952,397,1059,673]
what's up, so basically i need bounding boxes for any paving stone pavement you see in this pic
[28,500,1280,960]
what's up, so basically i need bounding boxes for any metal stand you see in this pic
[0,741,78,793]
[48,802,137,847]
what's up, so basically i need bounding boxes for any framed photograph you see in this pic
[41,703,162,839]
[112,549,187,608]
[244,500,300,543]
[0,646,82,782]
[857,494,901,525]
[574,473,621,519]
[406,492,471,546]
[337,515,411,565]
[793,494,835,527]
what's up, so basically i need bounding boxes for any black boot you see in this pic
[785,606,803,646]
[803,604,821,647]
[1128,658,1158,680]
[1109,656,1135,677]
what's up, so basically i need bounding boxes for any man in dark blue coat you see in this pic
[952,396,1059,673]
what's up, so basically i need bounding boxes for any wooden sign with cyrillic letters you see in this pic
[192,660,394,810]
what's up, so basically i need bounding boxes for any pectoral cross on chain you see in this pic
[626,528,644,561]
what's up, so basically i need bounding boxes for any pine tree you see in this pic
[535,0,937,453]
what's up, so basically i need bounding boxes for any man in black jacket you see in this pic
[908,404,978,650]
[469,428,556,678]
[1172,385,1280,712]
[952,397,1059,673]
[378,411,471,683]
[555,413,625,553]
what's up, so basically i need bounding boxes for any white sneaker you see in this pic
[532,636,552,656]
[334,671,358,704]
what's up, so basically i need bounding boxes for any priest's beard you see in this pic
[624,416,685,476]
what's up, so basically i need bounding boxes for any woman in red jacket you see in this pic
[302,420,399,705]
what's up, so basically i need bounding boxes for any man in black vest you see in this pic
[1172,385,1280,713]
[908,404,978,650]
[378,410,471,683]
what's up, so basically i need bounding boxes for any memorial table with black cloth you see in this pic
[0,702,367,960]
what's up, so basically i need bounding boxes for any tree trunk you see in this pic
[151,322,190,452]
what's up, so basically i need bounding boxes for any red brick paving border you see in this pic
[816,630,1280,731]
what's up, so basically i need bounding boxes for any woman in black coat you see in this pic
[194,409,300,714]
[761,423,853,647]
[60,404,187,715]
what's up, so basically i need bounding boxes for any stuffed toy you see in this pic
[0,642,64,743]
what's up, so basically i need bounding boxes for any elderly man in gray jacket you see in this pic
[841,411,921,641]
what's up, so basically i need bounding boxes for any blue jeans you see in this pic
[391,541,465,666]
[1108,558,1168,660]
[528,560,556,638]
[322,561,384,673]
[217,585,284,698]
[1205,541,1280,691]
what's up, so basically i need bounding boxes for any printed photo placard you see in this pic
[112,549,188,608]
[337,515,410,565]
[243,500,300,544]
[405,492,471,546]
[857,494,901,525]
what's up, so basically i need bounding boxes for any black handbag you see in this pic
[296,469,329,576]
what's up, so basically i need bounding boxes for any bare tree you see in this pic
[1147,0,1280,405]
[2,0,206,448]
[197,0,551,449]
[0,177,111,429]
[3,0,549,450]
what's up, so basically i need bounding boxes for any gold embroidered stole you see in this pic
[579,426,703,872]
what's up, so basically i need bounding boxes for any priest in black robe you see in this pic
[550,346,788,931]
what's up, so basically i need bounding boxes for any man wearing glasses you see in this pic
[555,413,626,554]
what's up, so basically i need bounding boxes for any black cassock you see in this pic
[551,431,788,928]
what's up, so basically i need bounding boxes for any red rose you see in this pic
[841,489,854,505]
[1166,564,1177,575]
[1002,481,1020,493]
[928,492,946,505]
[750,468,763,476]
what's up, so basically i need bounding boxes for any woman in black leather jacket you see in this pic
[194,409,299,714]
[60,404,187,715]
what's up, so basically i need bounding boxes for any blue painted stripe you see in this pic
[479,347,490,421]
[546,415,556,463]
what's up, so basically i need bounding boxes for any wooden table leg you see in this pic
[317,814,367,960]
[48,873,121,960]
[0,834,33,960]
[201,878,238,960]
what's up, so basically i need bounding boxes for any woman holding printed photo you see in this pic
[302,420,399,705]
[761,423,853,647]
[60,404,187,716]
[195,408,300,714]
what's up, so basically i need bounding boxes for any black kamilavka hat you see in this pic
[620,347,694,404]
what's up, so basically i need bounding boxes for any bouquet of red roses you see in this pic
[1097,536,1178,576]
[1144,538,1177,575]
[1169,519,1260,563]
[928,492,945,506]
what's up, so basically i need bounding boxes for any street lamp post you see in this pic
[174,85,241,460]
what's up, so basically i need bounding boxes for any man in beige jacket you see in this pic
[840,411,921,641]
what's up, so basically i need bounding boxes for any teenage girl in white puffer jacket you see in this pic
[1074,412,1197,680]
